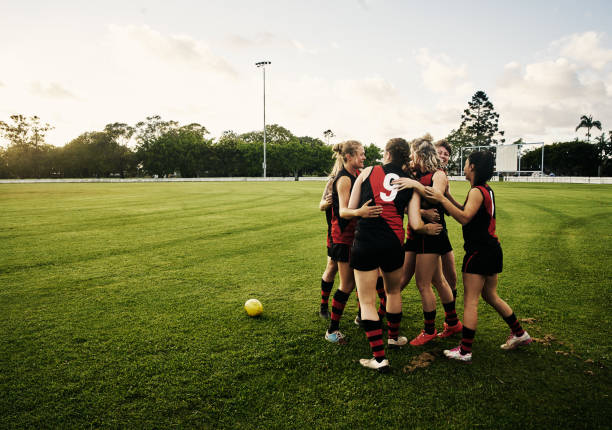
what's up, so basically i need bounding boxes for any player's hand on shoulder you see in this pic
[424,186,443,202]
[391,177,415,190]
[359,199,383,218]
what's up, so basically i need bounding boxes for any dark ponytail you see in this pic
[385,138,412,175]
[467,150,495,185]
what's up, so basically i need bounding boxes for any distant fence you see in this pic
[1,176,611,184]
[0,177,326,184]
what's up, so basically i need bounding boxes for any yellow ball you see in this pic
[244,298,263,317]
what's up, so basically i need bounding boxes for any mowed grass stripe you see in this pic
[1,182,610,429]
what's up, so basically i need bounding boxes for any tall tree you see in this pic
[0,115,56,178]
[0,115,54,147]
[575,115,602,142]
[459,91,505,146]
[323,129,335,145]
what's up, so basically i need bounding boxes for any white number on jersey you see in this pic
[379,173,400,202]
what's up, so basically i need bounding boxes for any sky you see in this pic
[1,0,611,149]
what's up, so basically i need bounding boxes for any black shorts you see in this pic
[406,231,453,255]
[327,246,332,258]
[404,237,418,253]
[330,243,351,263]
[350,238,404,273]
[462,244,503,275]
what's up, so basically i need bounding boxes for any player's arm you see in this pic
[319,178,333,211]
[425,186,483,225]
[444,181,463,209]
[392,177,426,196]
[341,167,382,219]
[407,193,442,235]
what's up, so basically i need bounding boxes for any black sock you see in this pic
[329,290,350,332]
[442,300,458,326]
[320,279,334,310]
[386,312,402,340]
[363,319,386,363]
[423,310,436,334]
[460,326,476,355]
[503,312,525,337]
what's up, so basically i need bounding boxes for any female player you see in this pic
[425,151,532,362]
[434,139,459,300]
[318,177,338,319]
[396,138,461,346]
[342,138,424,372]
[324,141,368,344]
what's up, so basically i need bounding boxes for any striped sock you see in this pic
[460,326,476,355]
[376,277,386,318]
[329,290,350,332]
[363,319,386,363]
[503,313,525,337]
[423,310,436,335]
[386,312,402,340]
[320,279,334,311]
[452,289,457,300]
[443,300,459,327]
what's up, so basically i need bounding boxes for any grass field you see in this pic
[1,181,611,429]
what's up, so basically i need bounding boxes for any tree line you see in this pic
[1,91,610,179]
[0,115,382,179]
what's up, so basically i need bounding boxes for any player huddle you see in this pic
[318,136,532,372]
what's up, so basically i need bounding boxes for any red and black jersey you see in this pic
[355,164,413,246]
[416,169,447,230]
[462,184,499,252]
[330,167,359,245]
[325,207,332,247]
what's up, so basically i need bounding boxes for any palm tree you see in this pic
[323,129,335,145]
[575,115,602,142]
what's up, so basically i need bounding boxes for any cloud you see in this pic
[415,48,471,93]
[291,39,318,55]
[225,32,278,48]
[30,82,78,99]
[494,57,612,141]
[108,24,238,77]
[226,32,318,55]
[554,31,612,69]
[335,76,398,103]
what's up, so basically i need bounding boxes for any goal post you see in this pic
[459,142,545,176]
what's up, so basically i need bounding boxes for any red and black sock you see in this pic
[423,310,436,335]
[442,300,459,327]
[452,289,457,300]
[376,277,386,318]
[503,313,525,337]
[386,312,402,340]
[329,290,350,332]
[320,279,334,311]
[363,319,386,363]
[460,326,475,355]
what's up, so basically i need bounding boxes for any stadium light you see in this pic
[255,61,271,178]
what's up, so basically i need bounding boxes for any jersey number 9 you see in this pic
[379,173,400,202]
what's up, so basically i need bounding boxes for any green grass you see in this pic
[1,181,611,429]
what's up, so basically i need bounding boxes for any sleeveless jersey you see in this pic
[355,164,413,245]
[462,184,499,252]
[417,170,447,230]
[331,167,359,245]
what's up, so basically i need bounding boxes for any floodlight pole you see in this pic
[256,61,271,178]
